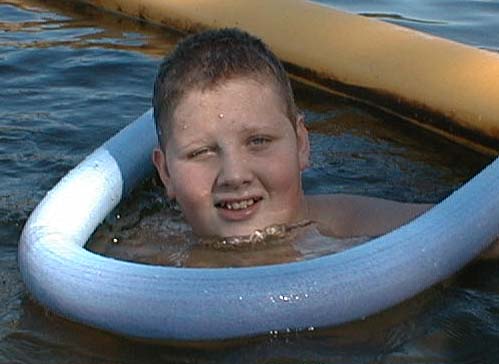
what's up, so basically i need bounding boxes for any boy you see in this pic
[151,27,433,246]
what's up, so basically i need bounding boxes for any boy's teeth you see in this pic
[223,198,255,210]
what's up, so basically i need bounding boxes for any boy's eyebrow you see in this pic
[237,122,284,134]
[173,138,212,152]
[238,126,271,134]
[169,116,290,151]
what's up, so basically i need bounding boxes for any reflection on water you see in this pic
[0,0,179,235]
[1,0,181,56]
[1,0,499,362]
[318,0,499,52]
[359,12,446,25]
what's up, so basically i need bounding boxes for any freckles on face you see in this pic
[161,77,309,238]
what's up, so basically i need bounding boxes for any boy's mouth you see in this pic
[215,197,263,211]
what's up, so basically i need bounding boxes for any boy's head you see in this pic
[152,28,310,239]
[153,28,298,147]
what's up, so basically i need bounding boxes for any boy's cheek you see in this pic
[173,167,214,200]
[267,164,303,198]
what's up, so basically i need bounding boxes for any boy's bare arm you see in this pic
[306,194,499,259]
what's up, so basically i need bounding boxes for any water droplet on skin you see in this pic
[218,113,224,119]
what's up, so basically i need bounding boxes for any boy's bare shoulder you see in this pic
[307,193,499,260]
[305,194,432,238]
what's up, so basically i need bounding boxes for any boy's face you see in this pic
[153,77,310,238]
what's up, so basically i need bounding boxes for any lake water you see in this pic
[1,0,498,362]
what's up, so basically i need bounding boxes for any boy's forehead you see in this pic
[172,77,287,118]
[160,76,295,148]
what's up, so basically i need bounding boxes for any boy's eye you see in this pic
[188,147,212,159]
[248,135,272,147]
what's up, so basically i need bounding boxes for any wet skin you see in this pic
[153,77,310,239]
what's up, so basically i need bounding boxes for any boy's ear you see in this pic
[152,147,176,199]
[296,113,310,171]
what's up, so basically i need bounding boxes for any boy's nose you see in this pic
[216,154,253,189]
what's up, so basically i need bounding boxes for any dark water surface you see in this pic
[1,0,498,362]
